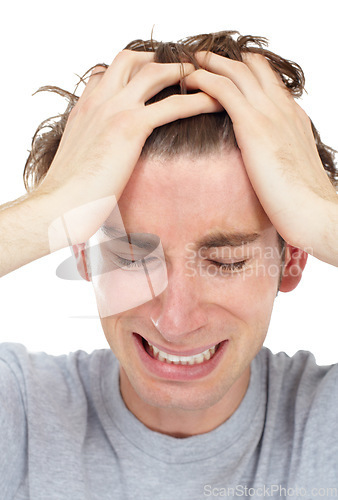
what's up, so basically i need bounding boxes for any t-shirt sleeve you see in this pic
[0,344,28,497]
[295,352,338,482]
[264,348,338,486]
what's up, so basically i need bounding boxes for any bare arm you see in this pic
[317,198,338,266]
[0,191,62,277]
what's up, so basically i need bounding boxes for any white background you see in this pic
[0,0,337,364]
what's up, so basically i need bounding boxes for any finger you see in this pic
[59,65,107,142]
[194,52,318,155]
[123,62,196,104]
[95,50,155,98]
[292,103,324,155]
[67,65,106,120]
[183,69,256,126]
[241,52,295,106]
[194,51,271,110]
[76,65,107,104]
[241,53,319,148]
[145,92,223,129]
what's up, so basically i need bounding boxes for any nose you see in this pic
[149,261,208,343]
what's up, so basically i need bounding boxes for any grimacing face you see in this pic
[75,148,307,414]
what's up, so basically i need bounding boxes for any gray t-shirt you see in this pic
[0,342,337,499]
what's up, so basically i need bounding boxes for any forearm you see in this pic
[309,198,338,267]
[0,191,66,277]
[322,198,338,266]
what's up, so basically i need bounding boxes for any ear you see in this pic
[278,244,308,292]
[72,243,91,281]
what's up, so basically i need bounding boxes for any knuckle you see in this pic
[166,94,183,107]
[189,68,207,82]
[253,52,266,62]
[230,58,252,74]
[141,61,183,77]
[196,51,215,66]
[90,65,106,77]
[294,102,310,121]
[114,49,151,65]
[242,51,265,63]
[189,68,234,91]
[194,68,206,76]
[214,74,233,90]
[76,95,99,115]
[142,61,161,75]
[115,109,138,130]
[114,49,134,62]
[115,108,149,139]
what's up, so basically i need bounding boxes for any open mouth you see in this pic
[133,333,228,381]
[142,337,222,366]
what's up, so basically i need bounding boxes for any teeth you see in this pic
[147,342,218,365]
[204,350,211,361]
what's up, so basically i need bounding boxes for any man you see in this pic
[0,30,337,498]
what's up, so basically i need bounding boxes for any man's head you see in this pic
[77,149,307,415]
[24,30,337,192]
[23,30,336,416]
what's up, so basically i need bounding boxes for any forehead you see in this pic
[114,150,272,240]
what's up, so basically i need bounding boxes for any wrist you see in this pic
[308,197,338,266]
[0,189,71,277]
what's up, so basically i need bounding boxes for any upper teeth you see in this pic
[146,341,217,365]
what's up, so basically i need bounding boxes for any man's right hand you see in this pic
[35,50,221,246]
[0,50,221,277]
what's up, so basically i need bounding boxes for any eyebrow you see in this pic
[101,225,158,251]
[102,225,260,251]
[196,230,260,249]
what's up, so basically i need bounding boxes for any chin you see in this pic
[123,363,240,412]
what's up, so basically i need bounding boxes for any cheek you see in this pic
[99,314,125,360]
[92,269,155,317]
[207,262,279,324]
[89,251,168,319]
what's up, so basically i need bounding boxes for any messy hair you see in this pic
[23,29,337,194]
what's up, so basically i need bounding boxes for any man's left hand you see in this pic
[183,51,338,266]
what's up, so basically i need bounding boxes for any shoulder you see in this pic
[258,346,337,392]
[0,342,115,404]
[257,346,338,428]
[252,348,338,483]
[0,341,113,368]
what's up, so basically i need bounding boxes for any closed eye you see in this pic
[209,260,247,272]
[111,252,247,273]
[113,254,158,270]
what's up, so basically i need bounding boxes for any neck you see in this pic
[119,366,251,438]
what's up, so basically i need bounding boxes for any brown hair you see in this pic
[23,29,338,193]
